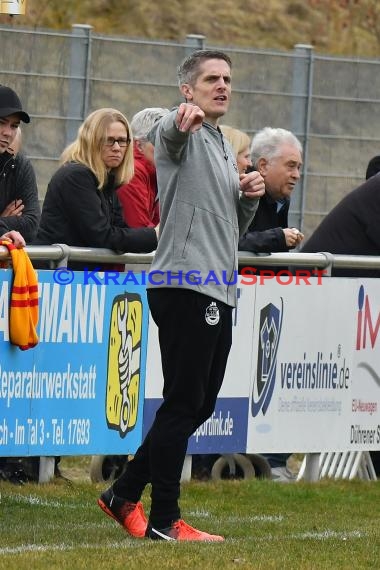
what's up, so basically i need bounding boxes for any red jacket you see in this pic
[117,143,159,228]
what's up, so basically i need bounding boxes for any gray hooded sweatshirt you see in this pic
[147,109,259,307]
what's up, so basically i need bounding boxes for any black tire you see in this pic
[210,453,255,480]
[89,455,129,483]
[246,454,272,479]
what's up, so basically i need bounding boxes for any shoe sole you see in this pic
[146,525,224,542]
[97,498,146,538]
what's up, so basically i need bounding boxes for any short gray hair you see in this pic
[177,49,232,86]
[251,127,303,168]
[131,107,170,140]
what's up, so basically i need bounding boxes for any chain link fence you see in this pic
[1,25,380,238]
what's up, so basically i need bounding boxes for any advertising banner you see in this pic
[146,277,380,454]
[350,282,380,451]
[1,270,379,458]
[144,284,257,453]
[247,278,380,453]
[0,269,149,456]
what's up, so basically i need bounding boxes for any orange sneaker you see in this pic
[145,519,224,542]
[98,487,147,538]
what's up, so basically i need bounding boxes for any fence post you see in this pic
[185,34,206,54]
[66,24,93,147]
[290,44,314,232]
[38,457,55,483]
[302,452,320,482]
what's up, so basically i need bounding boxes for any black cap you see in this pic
[0,85,30,123]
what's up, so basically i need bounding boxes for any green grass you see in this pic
[0,467,379,570]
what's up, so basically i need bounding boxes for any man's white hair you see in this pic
[251,127,302,168]
[131,107,170,141]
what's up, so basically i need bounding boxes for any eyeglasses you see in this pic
[103,137,130,148]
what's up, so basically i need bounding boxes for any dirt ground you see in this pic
[58,453,303,484]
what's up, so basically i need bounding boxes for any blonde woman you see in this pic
[220,124,252,174]
[35,108,157,262]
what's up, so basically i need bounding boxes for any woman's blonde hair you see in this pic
[60,108,134,189]
[219,125,250,159]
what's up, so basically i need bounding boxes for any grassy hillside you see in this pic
[1,0,380,57]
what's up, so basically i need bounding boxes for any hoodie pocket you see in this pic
[173,201,196,260]
[173,201,236,277]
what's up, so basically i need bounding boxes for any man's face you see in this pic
[181,58,231,125]
[0,114,20,154]
[259,143,302,201]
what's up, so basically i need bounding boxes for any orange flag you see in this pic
[0,240,39,350]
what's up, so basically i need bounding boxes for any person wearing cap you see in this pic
[0,85,40,243]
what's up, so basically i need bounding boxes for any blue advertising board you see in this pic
[143,397,249,454]
[0,269,149,456]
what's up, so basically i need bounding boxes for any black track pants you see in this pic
[113,287,232,528]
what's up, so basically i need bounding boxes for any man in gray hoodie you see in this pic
[98,49,265,541]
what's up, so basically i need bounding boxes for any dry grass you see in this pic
[1,0,380,57]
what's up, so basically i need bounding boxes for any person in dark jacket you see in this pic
[35,108,158,262]
[363,156,380,476]
[117,107,169,228]
[365,155,380,180]
[0,85,40,243]
[303,155,380,477]
[301,173,380,277]
[239,127,304,256]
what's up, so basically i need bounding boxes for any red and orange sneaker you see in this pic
[145,519,224,542]
[98,487,147,538]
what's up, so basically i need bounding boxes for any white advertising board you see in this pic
[247,278,356,452]
[350,282,380,451]
[145,278,380,454]
[144,284,256,453]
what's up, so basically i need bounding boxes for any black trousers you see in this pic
[113,287,232,528]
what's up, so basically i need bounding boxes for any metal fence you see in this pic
[2,245,380,276]
[1,24,380,239]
